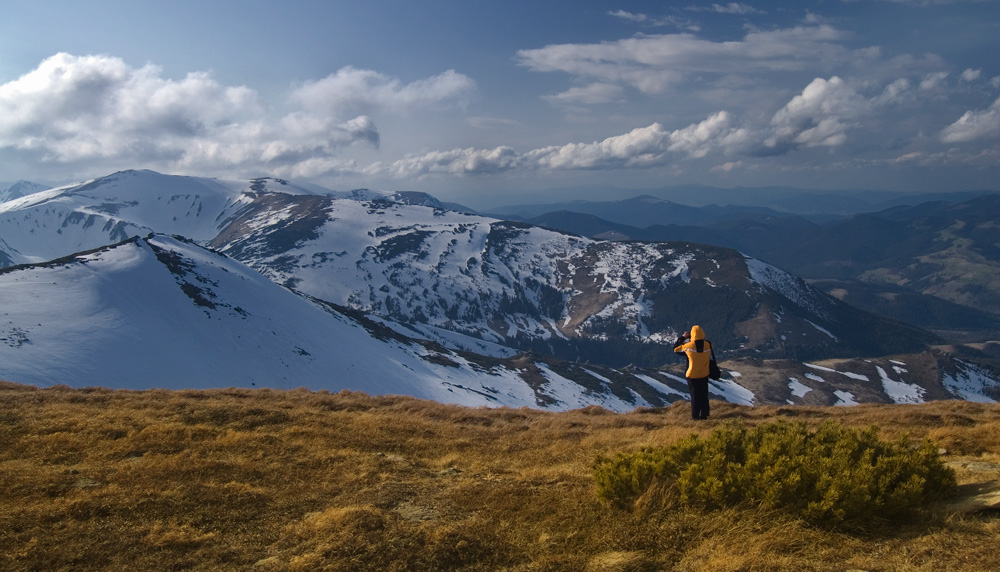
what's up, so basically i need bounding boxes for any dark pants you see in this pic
[687,377,710,420]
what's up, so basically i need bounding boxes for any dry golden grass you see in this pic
[1,380,998,571]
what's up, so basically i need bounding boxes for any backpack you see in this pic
[709,346,722,380]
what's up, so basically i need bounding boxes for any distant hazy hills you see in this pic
[486,186,998,219]
[498,192,1000,343]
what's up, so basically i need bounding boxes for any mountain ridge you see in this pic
[481,185,999,216]
[519,194,1000,342]
[2,169,997,406]
[204,187,937,364]
[0,233,713,411]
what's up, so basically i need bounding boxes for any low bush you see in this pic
[593,420,957,529]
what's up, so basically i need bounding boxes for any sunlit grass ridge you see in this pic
[1,381,999,571]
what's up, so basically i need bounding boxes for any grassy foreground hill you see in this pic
[1,381,998,572]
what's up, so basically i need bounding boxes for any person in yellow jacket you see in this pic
[673,325,713,420]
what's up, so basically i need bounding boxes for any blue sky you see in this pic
[1,0,998,207]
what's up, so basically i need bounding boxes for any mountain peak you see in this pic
[1,180,50,203]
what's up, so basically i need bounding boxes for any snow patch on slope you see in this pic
[833,390,859,406]
[788,377,812,398]
[745,255,826,316]
[876,365,926,404]
[709,378,755,405]
[943,360,999,403]
[805,362,870,381]
[634,374,689,399]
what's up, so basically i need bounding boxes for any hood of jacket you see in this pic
[691,325,706,341]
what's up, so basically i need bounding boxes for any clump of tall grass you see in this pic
[593,420,957,530]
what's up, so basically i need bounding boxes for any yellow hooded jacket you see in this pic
[673,325,713,379]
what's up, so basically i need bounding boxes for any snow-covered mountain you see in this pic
[0,180,50,204]
[0,233,700,410]
[207,186,936,365]
[3,234,991,406]
[0,171,320,266]
[0,171,442,267]
[1,169,996,406]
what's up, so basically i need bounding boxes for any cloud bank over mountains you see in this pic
[0,5,997,195]
[0,53,474,180]
[376,71,999,179]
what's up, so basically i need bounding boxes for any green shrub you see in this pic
[593,420,956,529]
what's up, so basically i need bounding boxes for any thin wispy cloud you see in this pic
[517,25,852,97]
[543,83,626,105]
[860,0,992,4]
[608,10,648,23]
[608,9,701,30]
[920,71,951,91]
[290,67,475,115]
[687,3,766,15]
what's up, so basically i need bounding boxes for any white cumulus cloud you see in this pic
[377,146,520,178]
[370,112,748,178]
[961,68,982,82]
[767,76,867,150]
[0,53,475,178]
[940,97,1000,143]
[0,53,265,162]
[667,111,748,158]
